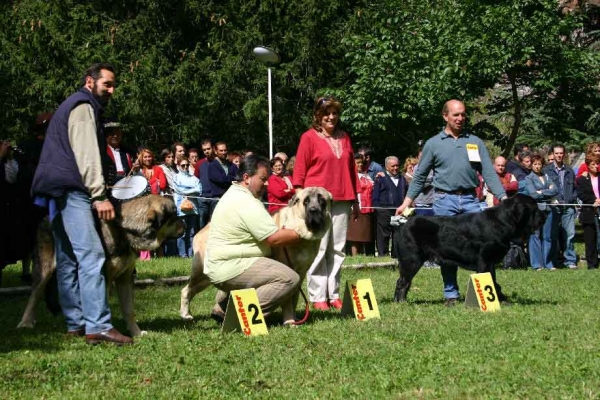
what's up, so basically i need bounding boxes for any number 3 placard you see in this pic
[222,288,269,336]
[341,279,380,320]
[464,272,501,312]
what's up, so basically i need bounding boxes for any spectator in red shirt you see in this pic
[347,153,374,256]
[135,148,167,261]
[577,142,600,177]
[292,96,359,311]
[137,148,167,195]
[267,156,295,214]
[486,156,518,207]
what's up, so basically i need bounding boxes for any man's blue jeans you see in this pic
[551,206,576,266]
[432,192,482,299]
[177,214,198,258]
[52,190,112,334]
[529,209,554,269]
[197,199,211,230]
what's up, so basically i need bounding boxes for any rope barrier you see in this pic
[160,192,597,211]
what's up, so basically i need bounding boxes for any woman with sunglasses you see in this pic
[292,96,359,311]
[173,156,202,258]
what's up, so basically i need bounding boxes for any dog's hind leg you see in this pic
[180,268,212,320]
[114,271,145,336]
[180,276,211,320]
[18,223,56,329]
[17,269,55,328]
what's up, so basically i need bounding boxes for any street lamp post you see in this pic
[252,46,280,159]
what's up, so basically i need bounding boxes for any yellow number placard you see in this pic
[464,273,501,312]
[222,288,268,336]
[341,279,380,320]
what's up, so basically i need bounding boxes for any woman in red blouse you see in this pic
[138,148,167,195]
[267,157,295,214]
[292,96,359,311]
[136,148,167,260]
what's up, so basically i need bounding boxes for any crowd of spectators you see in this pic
[2,112,600,287]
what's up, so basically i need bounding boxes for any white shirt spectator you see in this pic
[3,158,18,184]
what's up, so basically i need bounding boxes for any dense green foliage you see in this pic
[2,261,600,398]
[1,0,598,158]
[342,0,600,155]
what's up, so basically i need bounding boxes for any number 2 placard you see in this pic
[222,288,268,336]
[341,279,380,320]
[464,272,501,312]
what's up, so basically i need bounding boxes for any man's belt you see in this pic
[435,188,476,195]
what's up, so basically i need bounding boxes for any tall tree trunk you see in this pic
[502,69,522,159]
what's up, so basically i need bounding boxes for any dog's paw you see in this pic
[180,313,194,321]
[17,320,35,329]
[285,219,316,240]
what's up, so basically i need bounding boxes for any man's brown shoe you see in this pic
[85,328,133,345]
[66,328,85,337]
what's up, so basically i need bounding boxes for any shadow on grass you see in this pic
[0,328,69,354]
[260,309,350,326]
[140,315,217,333]
[504,293,560,306]
[377,294,560,307]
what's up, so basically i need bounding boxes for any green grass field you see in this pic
[2,256,600,399]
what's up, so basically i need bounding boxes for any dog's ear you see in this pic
[289,193,301,207]
[145,206,160,233]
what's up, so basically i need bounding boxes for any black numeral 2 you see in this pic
[248,304,263,324]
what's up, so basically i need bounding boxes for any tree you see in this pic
[341,0,600,156]
[0,0,364,156]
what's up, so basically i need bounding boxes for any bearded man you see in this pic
[31,63,132,345]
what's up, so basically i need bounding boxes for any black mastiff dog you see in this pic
[393,194,546,303]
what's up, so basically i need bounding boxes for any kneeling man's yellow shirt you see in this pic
[204,183,278,284]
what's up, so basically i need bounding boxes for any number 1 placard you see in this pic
[341,279,380,320]
[464,272,501,312]
[222,288,268,336]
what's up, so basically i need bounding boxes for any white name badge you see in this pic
[466,144,481,162]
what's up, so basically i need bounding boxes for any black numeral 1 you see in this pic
[363,292,373,310]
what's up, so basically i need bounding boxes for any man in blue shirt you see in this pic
[543,144,577,269]
[358,146,385,181]
[395,100,507,306]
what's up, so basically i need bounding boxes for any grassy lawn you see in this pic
[2,254,600,399]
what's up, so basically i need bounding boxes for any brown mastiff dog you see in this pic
[18,195,184,336]
[179,186,332,324]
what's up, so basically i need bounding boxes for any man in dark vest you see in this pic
[31,63,132,345]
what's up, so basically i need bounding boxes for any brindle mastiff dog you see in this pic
[179,187,332,324]
[18,195,184,336]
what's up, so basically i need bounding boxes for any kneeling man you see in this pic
[204,155,305,325]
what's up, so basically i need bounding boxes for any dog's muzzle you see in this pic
[306,207,325,232]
